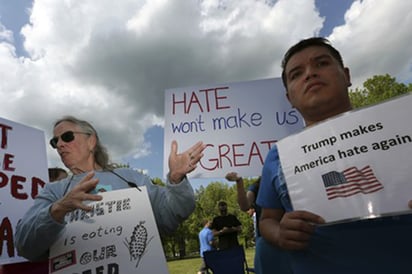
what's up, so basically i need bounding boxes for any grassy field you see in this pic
[167,248,255,274]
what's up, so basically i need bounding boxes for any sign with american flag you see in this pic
[322,166,384,200]
[277,94,412,224]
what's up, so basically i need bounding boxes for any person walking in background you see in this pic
[211,201,242,250]
[227,172,292,274]
[197,219,216,274]
[15,115,205,262]
[257,37,412,273]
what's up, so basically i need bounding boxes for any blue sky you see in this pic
[1,0,411,187]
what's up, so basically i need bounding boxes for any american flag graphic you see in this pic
[322,165,384,200]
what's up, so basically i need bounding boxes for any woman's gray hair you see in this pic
[53,115,114,170]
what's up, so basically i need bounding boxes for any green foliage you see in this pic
[161,177,259,258]
[350,74,411,108]
[111,162,130,168]
[151,177,165,186]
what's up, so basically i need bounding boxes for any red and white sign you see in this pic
[0,117,48,265]
[164,78,304,178]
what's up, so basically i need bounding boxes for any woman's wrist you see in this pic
[50,201,67,223]
[168,172,184,184]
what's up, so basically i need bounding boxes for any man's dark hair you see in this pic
[218,201,227,207]
[281,37,344,88]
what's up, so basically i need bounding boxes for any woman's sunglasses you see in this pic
[49,131,90,149]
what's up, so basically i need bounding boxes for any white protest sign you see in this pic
[0,117,48,265]
[278,94,412,224]
[164,78,304,178]
[49,187,169,274]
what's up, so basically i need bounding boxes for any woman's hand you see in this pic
[50,171,103,223]
[168,140,205,183]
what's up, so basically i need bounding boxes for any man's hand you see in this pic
[225,172,241,182]
[276,210,325,250]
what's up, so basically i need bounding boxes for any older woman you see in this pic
[15,116,205,261]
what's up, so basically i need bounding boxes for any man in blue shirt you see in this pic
[198,219,215,274]
[257,37,412,273]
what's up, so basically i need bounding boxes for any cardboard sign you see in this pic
[0,117,48,265]
[278,94,412,223]
[49,187,169,274]
[164,78,304,178]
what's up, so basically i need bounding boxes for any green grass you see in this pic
[167,247,255,274]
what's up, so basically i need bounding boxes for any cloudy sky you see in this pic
[0,0,411,181]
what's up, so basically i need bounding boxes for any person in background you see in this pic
[197,219,216,274]
[227,172,292,274]
[0,167,68,274]
[257,37,412,273]
[211,201,242,250]
[48,167,68,182]
[15,115,205,262]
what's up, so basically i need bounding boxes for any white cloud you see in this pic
[329,0,412,88]
[0,0,410,171]
[0,22,14,43]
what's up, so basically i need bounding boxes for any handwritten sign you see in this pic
[278,94,412,223]
[49,187,169,274]
[0,117,48,265]
[164,78,304,178]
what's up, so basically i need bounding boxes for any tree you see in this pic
[349,74,411,108]
[161,179,256,258]
[161,180,232,258]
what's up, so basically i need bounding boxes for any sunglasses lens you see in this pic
[50,137,58,148]
[61,131,75,142]
[49,131,76,149]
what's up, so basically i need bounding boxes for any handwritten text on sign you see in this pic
[278,94,412,223]
[164,78,304,178]
[49,187,169,274]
